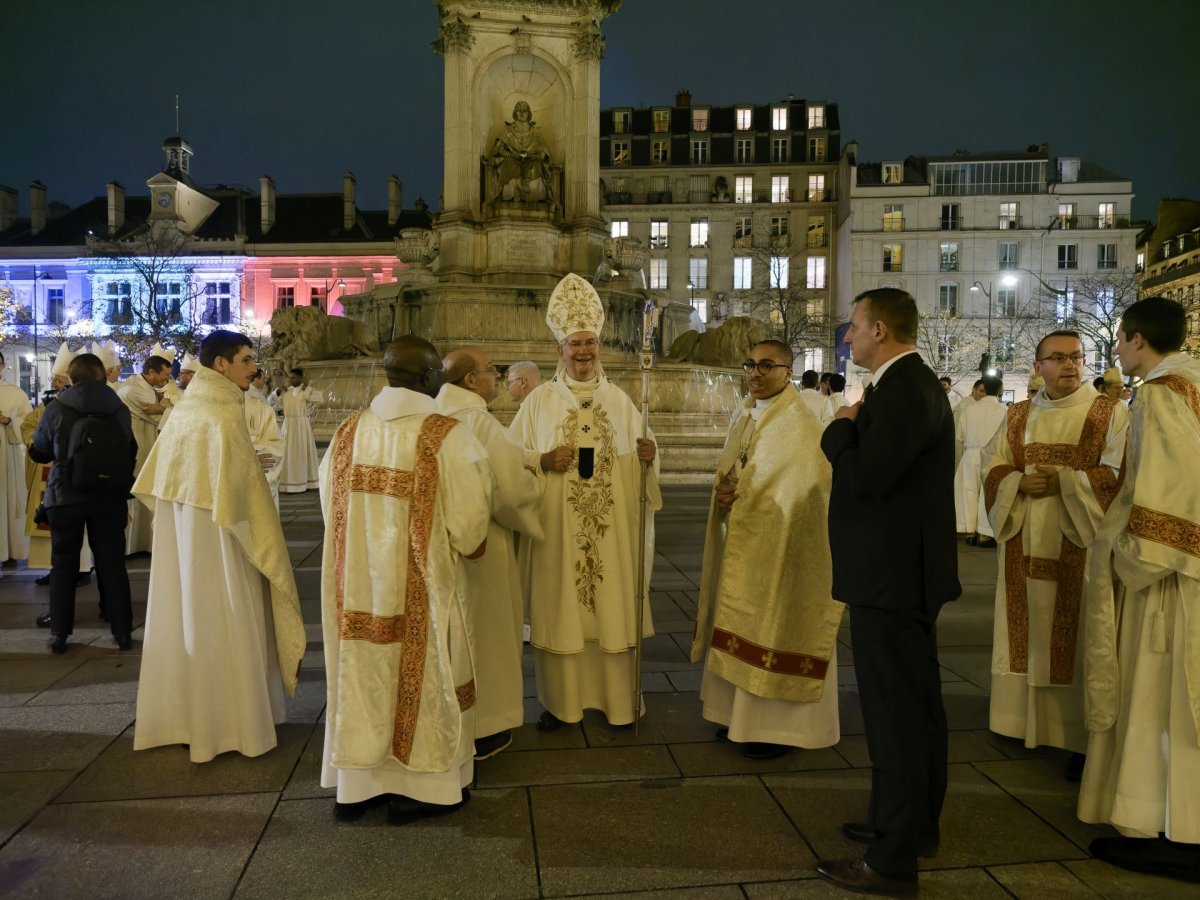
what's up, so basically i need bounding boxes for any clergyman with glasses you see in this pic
[980,329,1128,775]
[689,339,845,760]
[504,360,541,406]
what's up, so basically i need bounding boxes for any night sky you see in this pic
[4,0,1198,222]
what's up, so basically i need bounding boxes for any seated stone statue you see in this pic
[484,101,553,205]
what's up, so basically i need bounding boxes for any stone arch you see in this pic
[474,49,571,171]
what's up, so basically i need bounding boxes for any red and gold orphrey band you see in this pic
[329,411,465,764]
[1128,506,1200,559]
[998,396,1115,683]
[710,627,829,680]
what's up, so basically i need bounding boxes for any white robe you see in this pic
[1079,353,1200,843]
[954,395,1008,536]
[319,387,492,804]
[0,383,31,561]
[272,386,320,493]
[436,383,542,738]
[798,387,826,422]
[118,374,164,554]
[983,384,1127,752]
[510,373,660,726]
[246,395,284,510]
[134,498,288,762]
[821,393,848,425]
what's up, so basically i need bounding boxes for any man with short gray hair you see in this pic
[505,360,540,405]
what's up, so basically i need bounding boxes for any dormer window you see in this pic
[735,106,753,130]
[882,162,903,185]
[771,106,788,131]
[691,107,709,132]
[613,109,631,134]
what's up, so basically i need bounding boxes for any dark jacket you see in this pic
[820,352,961,620]
[28,380,137,509]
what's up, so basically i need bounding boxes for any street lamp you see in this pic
[322,278,347,312]
[970,275,1017,377]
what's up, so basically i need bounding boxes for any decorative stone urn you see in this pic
[606,236,646,274]
[395,228,439,269]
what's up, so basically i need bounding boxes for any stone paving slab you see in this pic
[581,692,721,747]
[743,867,1012,898]
[987,861,1102,897]
[508,719,588,752]
[0,792,277,900]
[576,887,744,899]
[476,745,679,789]
[1064,858,1200,898]
[0,655,88,706]
[0,770,74,844]
[835,730,1009,768]
[235,791,538,899]
[0,702,134,773]
[531,776,815,896]
[57,722,314,803]
[26,655,141,707]
[669,741,848,778]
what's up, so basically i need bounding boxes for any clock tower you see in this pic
[146,134,218,235]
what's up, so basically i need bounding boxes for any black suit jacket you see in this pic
[821,352,961,620]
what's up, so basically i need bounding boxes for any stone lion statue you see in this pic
[668,316,773,368]
[267,306,376,374]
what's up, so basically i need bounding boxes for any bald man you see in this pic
[438,348,542,760]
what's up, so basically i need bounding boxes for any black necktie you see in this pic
[863,383,876,402]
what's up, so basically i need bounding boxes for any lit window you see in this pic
[649,257,668,289]
[688,175,709,202]
[691,108,709,131]
[1098,202,1115,228]
[1058,243,1078,270]
[1096,285,1115,315]
[652,109,670,133]
[808,136,826,162]
[808,173,826,202]
[997,287,1017,317]
[939,242,959,271]
[689,218,709,248]
[204,282,233,324]
[771,106,788,130]
[1098,243,1117,269]
[1056,287,1075,320]
[694,296,708,322]
[650,140,669,165]
[883,204,903,231]
[277,286,295,309]
[771,138,789,162]
[771,175,790,203]
[689,257,709,289]
[939,284,958,317]
[611,140,630,166]
[769,256,789,289]
[735,138,753,164]
[734,216,752,243]
[882,163,902,184]
[999,202,1019,229]
[691,139,709,164]
[650,219,669,250]
[733,256,752,290]
[807,104,825,128]
[806,257,826,289]
[1136,251,1145,272]
[807,216,826,248]
[883,243,903,272]
[1058,203,1076,228]
[999,241,1018,270]
[735,106,753,130]
[735,176,753,203]
[610,219,629,238]
[613,109,631,134]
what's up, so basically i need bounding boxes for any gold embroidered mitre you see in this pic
[546,272,604,343]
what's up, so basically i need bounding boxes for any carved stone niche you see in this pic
[395,228,439,269]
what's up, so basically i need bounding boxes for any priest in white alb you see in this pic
[0,350,32,569]
[692,339,844,760]
[133,330,306,763]
[439,346,542,760]
[320,336,491,823]
[982,330,1127,764]
[246,380,284,510]
[955,375,1007,548]
[1078,297,1200,882]
[271,368,321,493]
[510,273,660,731]
[118,346,174,553]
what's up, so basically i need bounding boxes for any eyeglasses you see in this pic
[506,375,526,386]
[741,360,790,374]
[1037,353,1087,365]
[472,365,499,376]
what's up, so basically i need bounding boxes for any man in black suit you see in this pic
[817,288,961,896]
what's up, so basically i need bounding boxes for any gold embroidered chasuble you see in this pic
[510,372,661,654]
[133,366,307,695]
[1083,353,1200,738]
[982,384,1128,687]
[690,388,844,703]
[319,390,492,771]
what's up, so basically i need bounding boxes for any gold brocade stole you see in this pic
[998,396,1115,684]
[328,411,474,766]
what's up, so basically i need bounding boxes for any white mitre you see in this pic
[51,343,76,378]
[545,272,605,343]
[179,351,199,372]
[91,341,121,371]
[149,341,177,363]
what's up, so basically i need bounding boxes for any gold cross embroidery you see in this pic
[762,650,777,669]
[798,657,814,674]
[726,637,740,653]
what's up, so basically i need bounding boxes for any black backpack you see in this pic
[58,408,135,494]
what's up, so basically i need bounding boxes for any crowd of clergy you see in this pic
[0,277,1196,893]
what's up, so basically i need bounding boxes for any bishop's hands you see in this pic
[716,473,739,510]
[1018,465,1062,498]
[636,438,656,463]
[142,402,166,416]
[540,444,574,473]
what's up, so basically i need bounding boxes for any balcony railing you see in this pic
[882,217,905,231]
[1055,214,1133,230]
[806,233,828,248]
[998,216,1022,230]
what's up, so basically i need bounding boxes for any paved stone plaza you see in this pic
[0,487,1191,898]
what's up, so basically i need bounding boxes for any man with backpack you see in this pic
[28,352,137,655]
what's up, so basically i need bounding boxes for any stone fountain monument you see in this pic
[283,0,744,482]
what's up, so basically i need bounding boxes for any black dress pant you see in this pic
[849,604,948,879]
[47,499,132,638]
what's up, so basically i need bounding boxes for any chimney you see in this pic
[342,172,356,230]
[675,89,691,108]
[0,186,16,231]
[260,175,276,235]
[30,180,47,236]
[106,181,125,236]
[387,175,403,226]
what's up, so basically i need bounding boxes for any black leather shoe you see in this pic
[841,822,939,858]
[1090,836,1200,883]
[1065,752,1086,782]
[387,790,469,825]
[537,711,568,732]
[715,727,730,741]
[964,534,979,546]
[50,634,68,655]
[35,612,51,628]
[114,633,132,652]
[473,729,513,761]
[977,537,998,549]
[742,741,789,760]
[35,573,50,586]
[334,795,385,823]
[816,857,918,896]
